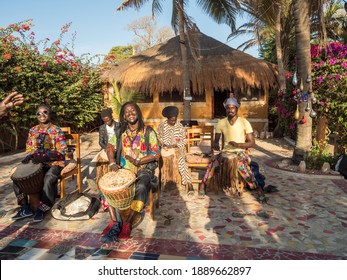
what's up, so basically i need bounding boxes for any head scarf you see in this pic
[223,97,239,108]
[162,106,179,118]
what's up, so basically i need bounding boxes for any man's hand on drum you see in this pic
[228,141,239,148]
[21,155,32,164]
[124,155,141,167]
[109,162,120,172]
[32,155,49,164]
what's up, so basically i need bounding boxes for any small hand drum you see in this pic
[98,168,136,210]
[10,162,44,195]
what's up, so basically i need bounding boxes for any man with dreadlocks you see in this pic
[100,102,160,243]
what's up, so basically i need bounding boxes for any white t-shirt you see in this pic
[106,123,115,142]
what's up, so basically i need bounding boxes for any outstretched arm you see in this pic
[0,91,24,117]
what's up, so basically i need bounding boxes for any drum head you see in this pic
[10,162,43,179]
[221,152,237,159]
[98,168,136,192]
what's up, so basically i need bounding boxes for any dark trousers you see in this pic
[134,172,151,206]
[13,165,62,208]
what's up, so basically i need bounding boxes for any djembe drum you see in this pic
[10,162,44,195]
[159,148,181,190]
[96,150,110,183]
[219,152,244,196]
[98,168,136,210]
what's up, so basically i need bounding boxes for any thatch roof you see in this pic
[101,32,278,95]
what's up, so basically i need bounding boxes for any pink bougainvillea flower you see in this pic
[290,124,295,129]
[329,58,338,65]
[334,74,341,80]
[53,40,60,45]
[318,101,324,106]
[66,71,72,75]
[41,62,47,67]
[317,76,323,83]
[285,72,293,79]
[341,62,347,69]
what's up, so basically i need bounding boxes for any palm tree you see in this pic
[230,0,294,136]
[117,0,241,121]
[292,0,312,163]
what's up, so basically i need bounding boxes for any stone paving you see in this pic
[0,132,346,260]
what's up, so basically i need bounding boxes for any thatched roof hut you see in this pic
[101,32,278,95]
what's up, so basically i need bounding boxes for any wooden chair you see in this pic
[186,126,214,192]
[61,127,71,133]
[59,133,82,198]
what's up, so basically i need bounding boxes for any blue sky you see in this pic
[0,0,259,60]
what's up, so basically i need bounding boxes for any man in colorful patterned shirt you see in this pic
[11,104,67,223]
[101,101,160,243]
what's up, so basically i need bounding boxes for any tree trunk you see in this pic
[273,1,286,138]
[292,0,312,164]
[178,0,191,121]
[316,115,328,151]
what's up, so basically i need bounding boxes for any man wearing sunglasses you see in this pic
[11,104,67,223]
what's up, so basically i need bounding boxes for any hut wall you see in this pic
[105,88,269,133]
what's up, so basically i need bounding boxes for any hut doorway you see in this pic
[213,90,229,118]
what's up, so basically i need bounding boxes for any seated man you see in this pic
[99,107,119,150]
[93,108,119,209]
[11,104,67,222]
[210,97,266,201]
[157,106,194,195]
[100,101,160,243]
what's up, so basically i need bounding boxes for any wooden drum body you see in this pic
[10,162,44,195]
[98,168,136,210]
[219,152,244,196]
[159,148,181,190]
[96,150,110,183]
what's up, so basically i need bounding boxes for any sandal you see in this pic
[257,196,268,204]
[198,183,206,196]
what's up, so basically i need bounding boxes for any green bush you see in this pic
[0,20,104,149]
